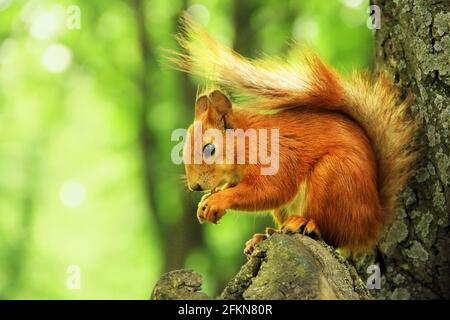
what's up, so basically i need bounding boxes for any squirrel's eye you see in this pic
[203,143,215,158]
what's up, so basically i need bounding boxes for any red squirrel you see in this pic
[172,16,417,254]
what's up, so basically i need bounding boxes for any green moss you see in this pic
[390,288,411,300]
[434,94,444,110]
[414,211,433,240]
[380,220,409,254]
[415,167,430,183]
[426,125,437,146]
[404,241,429,262]
[426,162,436,176]
[433,13,450,37]
[432,182,446,211]
[403,187,417,208]
[436,150,449,184]
[393,274,406,285]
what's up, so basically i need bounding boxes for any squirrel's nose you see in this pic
[190,183,202,191]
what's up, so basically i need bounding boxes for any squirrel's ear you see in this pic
[195,95,208,118]
[208,90,232,116]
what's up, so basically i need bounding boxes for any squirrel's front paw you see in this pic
[197,193,228,224]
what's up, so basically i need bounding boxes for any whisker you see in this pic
[177,174,190,190]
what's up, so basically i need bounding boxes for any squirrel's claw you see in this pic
[198,192,211,207]
[244,233,267,256]
[244,227,278,256]
[281,216,321,238]
[196,193,227,224]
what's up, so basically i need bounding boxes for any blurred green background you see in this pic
[0,0,372,299]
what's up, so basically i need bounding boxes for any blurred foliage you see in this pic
[0,0,372,299]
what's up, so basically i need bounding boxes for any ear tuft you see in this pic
[195,95,208,118]
[208,90,231,115]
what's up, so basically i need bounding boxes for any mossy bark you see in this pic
[151,234,371,300]
[370,0,449,299]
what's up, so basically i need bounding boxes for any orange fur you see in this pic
[174,15,417,252]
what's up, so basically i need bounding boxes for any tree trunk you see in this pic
[132,0,203,272]
[371,0,449,299]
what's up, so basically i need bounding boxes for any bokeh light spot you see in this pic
[60,180,87,208]
[187,4,210,26]
[42,43,72,73]
[292,17,319,41]
[29,11,59,40]
[341,0,365,8]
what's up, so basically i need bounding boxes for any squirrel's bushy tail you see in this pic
[171,15,417,221]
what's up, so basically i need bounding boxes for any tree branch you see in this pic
[151,233,372,300]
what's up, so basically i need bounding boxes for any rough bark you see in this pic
[151,234,371,300]
[369,0,449,299]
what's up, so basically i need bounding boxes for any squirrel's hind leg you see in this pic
[281,216,321,238]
